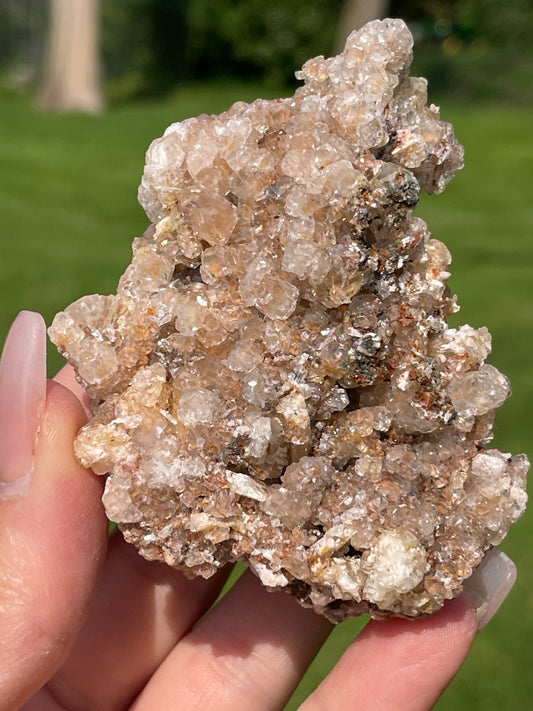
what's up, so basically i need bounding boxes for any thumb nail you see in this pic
[463,548,517,630]
[0,311,47,497]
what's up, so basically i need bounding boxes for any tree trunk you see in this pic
[40,0,103,113]
[335,0,392,53]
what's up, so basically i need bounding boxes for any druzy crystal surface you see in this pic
[50,19,528,622]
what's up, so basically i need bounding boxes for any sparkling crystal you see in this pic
[49,19,528,623]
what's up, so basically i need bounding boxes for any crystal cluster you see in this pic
[50,19,528,622]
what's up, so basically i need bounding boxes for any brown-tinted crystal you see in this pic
[49,19,528,622]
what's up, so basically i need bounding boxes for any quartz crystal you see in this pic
[50,19,528,622]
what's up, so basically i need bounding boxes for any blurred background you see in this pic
[1,1,531,708]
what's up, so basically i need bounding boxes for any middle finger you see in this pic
[130,570,332,711]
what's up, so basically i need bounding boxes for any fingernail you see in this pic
[463,548,517,630]
[0,311,47,497]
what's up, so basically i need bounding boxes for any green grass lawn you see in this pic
[1,85,531,709]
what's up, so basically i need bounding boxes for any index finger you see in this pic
[53,364,91,415]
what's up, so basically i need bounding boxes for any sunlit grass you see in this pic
[1,87,531,710]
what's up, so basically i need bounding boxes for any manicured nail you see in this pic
[0,311,47,497]
[463,548,517,630]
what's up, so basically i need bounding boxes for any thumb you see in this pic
[0,312,108,710]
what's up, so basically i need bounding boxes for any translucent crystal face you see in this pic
[49,19,528,622]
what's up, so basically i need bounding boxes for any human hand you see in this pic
[0,312,517,711]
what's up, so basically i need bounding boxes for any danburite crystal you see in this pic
[49,19,528,622]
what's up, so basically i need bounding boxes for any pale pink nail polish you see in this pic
[0,311,47,497]
[463,548,517,630]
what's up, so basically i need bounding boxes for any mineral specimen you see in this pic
[49,18,528,622]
